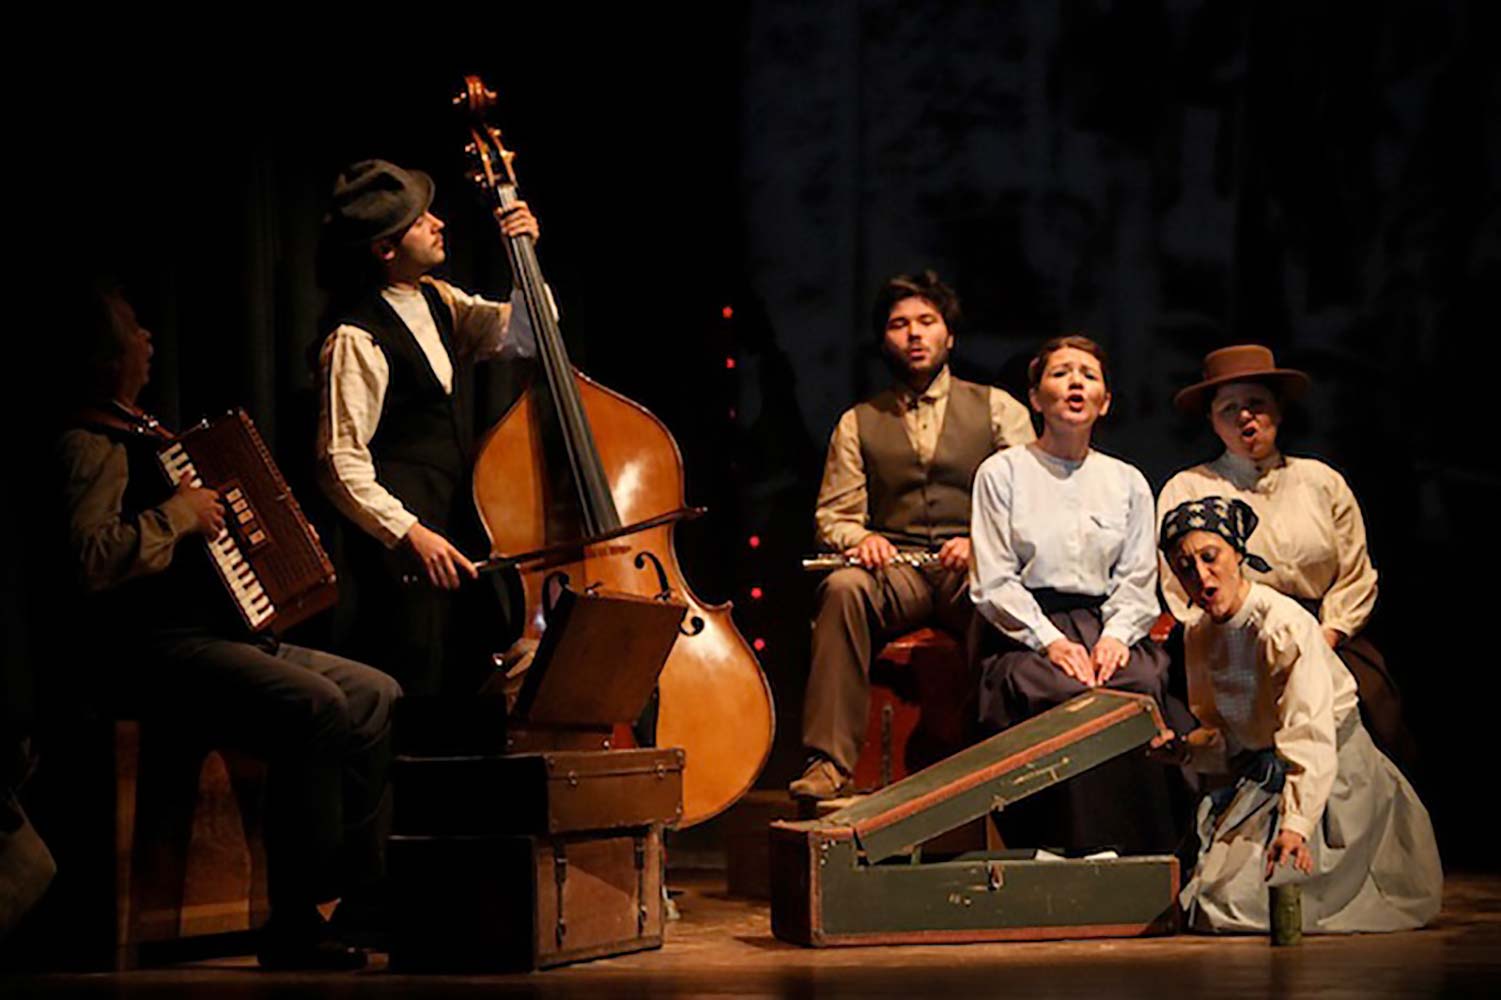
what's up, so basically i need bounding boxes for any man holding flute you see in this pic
[791,271,1034,800]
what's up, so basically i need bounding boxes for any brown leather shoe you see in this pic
[789,758,851,800]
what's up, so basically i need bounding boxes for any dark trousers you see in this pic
[803,562,972,774]
[977,599,1187,855]
[133,631,400,911]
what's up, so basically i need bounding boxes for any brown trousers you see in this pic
[802,563,971,773]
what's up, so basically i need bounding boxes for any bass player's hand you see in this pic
[404,523,478,591]
[495,200,540,241]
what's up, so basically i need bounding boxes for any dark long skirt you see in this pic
[977,597,1190,855]
[1285,596,1419,777]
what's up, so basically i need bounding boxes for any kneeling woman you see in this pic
[1157,496,1441,933]
[970,335,1182,853]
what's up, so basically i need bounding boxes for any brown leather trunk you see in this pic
[388,825,664,971]
[385,583,688,970]
[392,747,685,835]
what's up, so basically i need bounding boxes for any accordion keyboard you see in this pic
[159,442,276,630]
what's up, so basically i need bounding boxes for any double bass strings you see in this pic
[494,182,617,535]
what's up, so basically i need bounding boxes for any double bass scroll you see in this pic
[457,77,775,827]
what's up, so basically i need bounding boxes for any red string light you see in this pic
[725,356,736,370]
[748,535,761,549]
[722,305,734,319]
[752,638,766,652]
[750,587,763,600]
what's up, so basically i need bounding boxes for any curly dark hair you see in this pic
[870,270,961,342]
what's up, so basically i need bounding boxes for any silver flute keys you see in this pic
[800,551,942,572]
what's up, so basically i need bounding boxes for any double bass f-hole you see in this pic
[633,551,672,601]
[633,551,705,637]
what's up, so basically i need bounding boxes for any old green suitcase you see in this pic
[770,690,1180,946]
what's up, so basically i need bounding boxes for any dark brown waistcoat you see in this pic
[855,377,995,549]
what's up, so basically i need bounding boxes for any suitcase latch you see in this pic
[554,844,569,947]
[986,862,1004,892]
[635,836,649,934]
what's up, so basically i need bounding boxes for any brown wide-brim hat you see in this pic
[323,159,435,245]
[1173,344,1311,414]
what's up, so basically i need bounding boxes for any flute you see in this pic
[800,551,942,572]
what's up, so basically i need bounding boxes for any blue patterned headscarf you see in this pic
[1158,496,1272,573]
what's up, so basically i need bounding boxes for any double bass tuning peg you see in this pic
[454,76,499,113]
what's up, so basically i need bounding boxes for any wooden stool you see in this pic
[850,628,970,793]
[114,721,270,965]
[18,719,270,970]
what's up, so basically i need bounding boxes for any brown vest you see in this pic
[855,377,995,549]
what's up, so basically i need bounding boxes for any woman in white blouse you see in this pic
[970,335,1182,853]
[1155,496,1440,933]
[1157,346,1413,769]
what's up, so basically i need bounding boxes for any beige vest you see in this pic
[855,378,993,549]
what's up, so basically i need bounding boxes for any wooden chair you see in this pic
[850,628,970,792]
[1149,610,1178,644]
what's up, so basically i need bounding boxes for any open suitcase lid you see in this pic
[804,690,1167,865]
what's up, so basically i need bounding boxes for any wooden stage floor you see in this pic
[5,872,1499,997]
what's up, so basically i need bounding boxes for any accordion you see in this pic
[157,410,337,634]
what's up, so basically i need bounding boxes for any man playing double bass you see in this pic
[315,160,539,696]
[793,271,1035,800]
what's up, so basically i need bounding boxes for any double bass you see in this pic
[456,77,775,827]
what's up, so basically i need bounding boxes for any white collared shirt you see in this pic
[969,443,1162,650]
[315,279,535,547]
[1183,582,1361,840]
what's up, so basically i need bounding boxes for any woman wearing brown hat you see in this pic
[1157,345,1414,769]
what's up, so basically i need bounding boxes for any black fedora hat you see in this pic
[324,159,434,245]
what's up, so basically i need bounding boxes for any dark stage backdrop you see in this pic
[735,0,1500,868]
[8,3,1499,866]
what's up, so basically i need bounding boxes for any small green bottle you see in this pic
[1269,884,1302,946]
